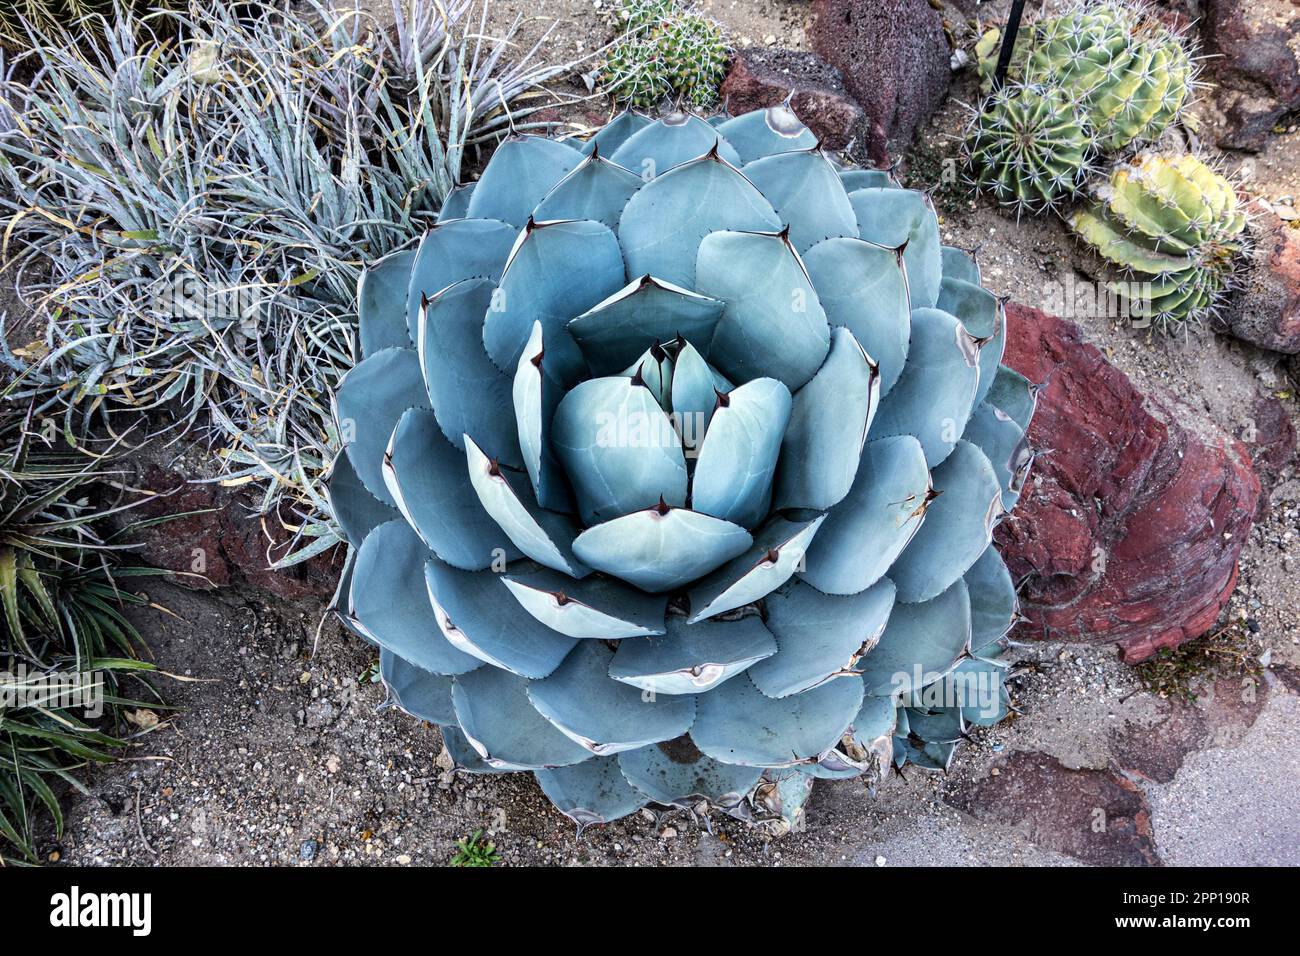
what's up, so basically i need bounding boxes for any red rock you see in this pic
[996,304,1261,663]
[808,0,951,164]
[1202,0,1300,151]
[1225,202,1300,354]
[131,466,341,602]
[1246,394,1297,514]
[719,48,867,151]
[947,752,1160,866]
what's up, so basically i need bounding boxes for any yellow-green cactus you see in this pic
[1071,152,1246,331]
[966,82,1096,214]
[978,1,1195,152]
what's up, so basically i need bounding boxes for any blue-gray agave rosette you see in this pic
[329,107,1038,830]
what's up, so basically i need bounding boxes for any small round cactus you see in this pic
[1071,152,1247,332]
[600,0,728,110]
[331,106,1038,832]
[978,1,1196,152]
[966,82,1096,215]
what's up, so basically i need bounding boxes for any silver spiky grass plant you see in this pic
[600,0,728,110]
[0,1,587,564]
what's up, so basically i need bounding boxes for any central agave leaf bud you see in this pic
[330,106,1037,831]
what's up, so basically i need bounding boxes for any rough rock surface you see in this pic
[996,304,1262,663]
[1224,202,1300,353]
[946,751,1160,866]
[1202,0,1300,151]
[719,47,867,150]
[131,466,340,601]
[808,0,951,163]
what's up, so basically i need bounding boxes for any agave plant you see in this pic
[330,106,1038,830]
[1071,151,1246,333]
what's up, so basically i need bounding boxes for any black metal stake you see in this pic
[992,0,1028,92]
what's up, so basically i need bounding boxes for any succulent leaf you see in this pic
[609,613,777,695]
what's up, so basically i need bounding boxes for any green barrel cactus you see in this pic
[329,106,1038,831]
[966,82,1096,215]
[1071,151,1246,332]
[977,0,1195,152]
[601,0,729,110]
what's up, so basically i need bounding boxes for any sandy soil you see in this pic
[16,0,1300,866]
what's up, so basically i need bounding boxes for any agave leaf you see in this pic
[348,520,482,676]
[501,564,668,639]
[527,642,697,755]
[324,449,398,549]
[715,105,817,163]
[802,237,910,396]
[440,724,503,773]
[894,735,956,771]
[774,327,879,511]
[669,340,723,450]
[697,230,830,391]
[902,707,965,743]
[889,440,1003,603]
[849,694,898,771]
[751,578,895,699]
[961,401,1033,511]
[582,110,653,156]
[609,613,777,695]
[799,435,931,595]
[618,739,763,809]
[552,375,688,524]
[936,276,1004,408]
[405,219,517,341]
[358,248,416,357]
[964,545,1019,661]
[686,515,825,623]
[382,408,519,570]
[868,307,980,467]
[464,435,589,577]
[849,187,942,309]
[534,756,650,827]
[484,219,627,383]
[951,658,1010,726]
[512,322,572,511]
[436,182,476,222]
[940,245,981,285]
[691,675,865,768]
[984,364,1038,431]
[619,342,675,409]
[610,112,742,176]
[335,347,429,508]
[451,667,592,771]
[568,275,725,375]
[418,278,522,467]
[573,505,753,593]
[857,579,971,697]
[755,767,817,826]
[839,168,897,191]
[690,376,791,528]
[618,152,781,287]
[424,558,577,679]
[381,649,456,726]
[742,149,858,253]
[464,135,581,227]
[532,151,644,229]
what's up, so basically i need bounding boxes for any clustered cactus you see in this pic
[600,0,729,110]
[1071,152,1246,332]
[329,106,1037,832]
[968,1,1197,216]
